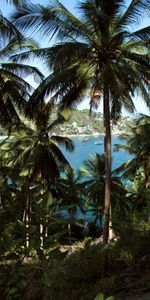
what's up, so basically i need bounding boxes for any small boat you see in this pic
[82,138,90,142]
[94,140,103,145]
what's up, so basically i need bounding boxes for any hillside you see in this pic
[0,109,134,137]
[53,109,134,136]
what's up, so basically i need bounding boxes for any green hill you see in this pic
[53,109,134,136]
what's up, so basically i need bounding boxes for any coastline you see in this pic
[65,132,104,137]
[60,131,121,138]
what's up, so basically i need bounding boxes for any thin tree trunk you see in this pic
[25,194,30,248]
[68,223,71,237]
[68,208,73,237]
[45,224,48,238]
[109,204,114,241]
[103,87,111,246]
[25,185,31,248]
[40,184,45,249]
[40,223,44,249]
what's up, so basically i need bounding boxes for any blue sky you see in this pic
[1,0,150,116]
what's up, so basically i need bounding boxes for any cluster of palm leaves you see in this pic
[114,114,150,222]
[115,114,150,187]
[0,11,44,126]
[0,0,149,251]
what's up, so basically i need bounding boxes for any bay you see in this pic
[60,135,132,224]
[61,135,132,170]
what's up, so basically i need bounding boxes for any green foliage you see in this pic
[95,294,115,300]
[0,13,43,127]
[115,115,150,186]
[0,1,149,299]
[109,213,150,265]
[95,294,105,300]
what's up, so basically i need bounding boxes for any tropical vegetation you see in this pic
[11,0,149,244]
[0,0,149,299]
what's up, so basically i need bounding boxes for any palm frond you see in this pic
[116,0,148,29]
[122,50,149,69]
[0,68,34,94]
[51,135,74,152]
[5,0,24,7]
[95,0,124,19]
[58,74,90,111]
[1,63,44,84]
[50,143,70,169]
[0,13,22,40]
[11,47,52,63]
[131,26,150,40]
[11,0,149,129]
[0,92,21,126]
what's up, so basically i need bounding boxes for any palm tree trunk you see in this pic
[103,87,111,246]
[25,185,31,248]
[68,208,73,237]
[40,223,44,249]
[109,204,114,241]
[40,185,44,249]
[25,193,30,248]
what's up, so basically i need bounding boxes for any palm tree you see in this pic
[80,153,128,237]
[54,166,83,235]
[12,0,149,244]
[2,103,74,186]
[0,13,43,127]
[115,114,150,222]
[80,154,105,228]
[115,114,150,189]
[56,167,83,216]
[0,100,74,247]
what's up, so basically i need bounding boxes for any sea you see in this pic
[60,135,132,224]
[61,135,132,171]
[0,135,131,170]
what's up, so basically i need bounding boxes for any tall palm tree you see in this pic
[0,13,43,127]
[1,104,74,185]
[12,0,149,244]
[0,99,74,247]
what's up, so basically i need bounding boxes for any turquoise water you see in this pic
[61,135,132,170]
[0,135,131,170]
[60,135,132,225]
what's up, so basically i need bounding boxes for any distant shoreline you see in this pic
[65,132,104,137]
[61,132,121,138]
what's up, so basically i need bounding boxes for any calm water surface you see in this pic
[60,135,132,224]
[61,135,132,170]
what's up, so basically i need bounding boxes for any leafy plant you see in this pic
[95,294,115,300]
